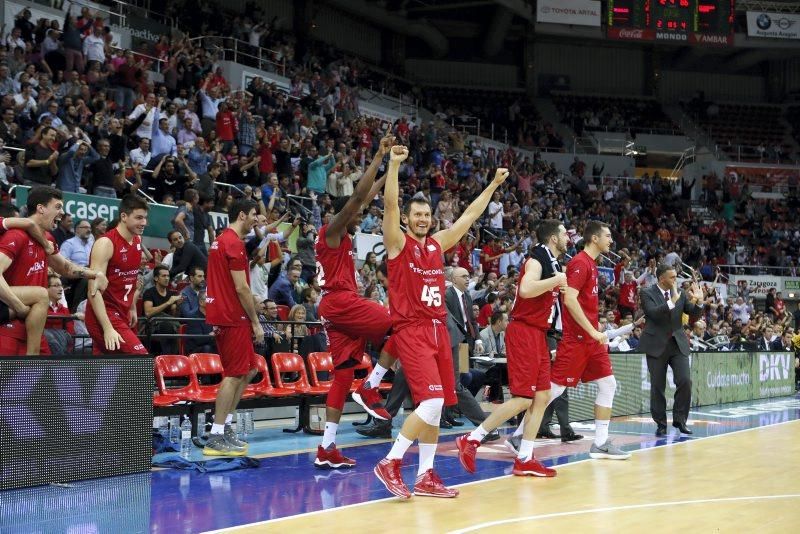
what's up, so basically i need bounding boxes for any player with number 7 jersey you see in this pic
[85,195,150,355]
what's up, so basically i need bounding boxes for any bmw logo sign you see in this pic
[756,13,772,30]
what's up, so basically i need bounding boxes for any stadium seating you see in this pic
[154,354,218,403]
[245,355,296,398]
[271,352,330,396]
[306,352,334,389]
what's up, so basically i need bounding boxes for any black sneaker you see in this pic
[537,429,558,439]
[561,432,584,443]
[355,419,392,439]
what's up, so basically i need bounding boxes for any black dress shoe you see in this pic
[481,430,501,443]
[439,419,453,429]
[561,432,584,443]
[355,419,392,439]
[672,422,693,435]
[447,417,465,427]
[536,429,558,439]
[655,425,667,437]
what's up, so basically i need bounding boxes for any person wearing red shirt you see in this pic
[215,102,237,151]
[0,187,108,355]
[203,198,264,456]
[85,195,149,354]
[549,221,630,460]
[457,220,568,478]
[618,271,639,318]
[481,236,504,275]
[477,293,497,328]
[373,144,509,500]
[314,136,398,469]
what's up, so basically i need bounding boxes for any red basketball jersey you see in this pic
[562,250,599,338]
[510,254,559,331]
[88,228,142,321]
[315,225,358,294]
[0,228,56,339]
[206,228,250,326]
[387,234,447,330]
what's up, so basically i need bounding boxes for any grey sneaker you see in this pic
[203,434,246,457]
[589,439,631,460]
[504,434,522,455]
[224,423,248,449]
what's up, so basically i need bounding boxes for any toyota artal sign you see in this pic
[747,11,800,40]
[537,0,601,27]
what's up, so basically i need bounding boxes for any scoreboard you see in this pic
[607,0,735,46]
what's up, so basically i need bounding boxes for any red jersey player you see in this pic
[85,195,150,354]
[203,198,263,456]
[373,144,509,500]
[0,187,108,355]
[313,135,398,469]
[456,220,568,478]
[549,220,630,460]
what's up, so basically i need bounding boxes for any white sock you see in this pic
[211,423,225,435]
[366,363,389,389]
[417,443,437,475]
[517,439,535,462]
[595,420,610,446]
[225,414,233,424]
[512,419,524,437]
[321,422,338,448]
[468,424,489,442]
[386,433,414,460]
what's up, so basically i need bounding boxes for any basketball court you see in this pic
[1,396,798,532]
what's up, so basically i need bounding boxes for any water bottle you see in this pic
[236,410,244,439]
[197,411,206,438]
[180,416,192,459]
[157,416,168,437]
[246,410,254,435]
[169,416,180,444]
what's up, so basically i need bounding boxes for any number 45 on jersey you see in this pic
[421,285,441,307]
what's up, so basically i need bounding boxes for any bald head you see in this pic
[452,267,470,292]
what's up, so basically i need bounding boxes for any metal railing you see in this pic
[719,264,800,276]
[188,36,287,77]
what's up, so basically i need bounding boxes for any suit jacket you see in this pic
[478,325,506,357]
[638,285,701,357]
[445,286,478,347]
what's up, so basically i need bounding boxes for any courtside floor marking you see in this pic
[203,418,800,533]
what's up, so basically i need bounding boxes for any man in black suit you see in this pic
[444,267,492,428]
[639,264,704,437]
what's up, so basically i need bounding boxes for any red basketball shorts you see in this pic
[506,322,551,398]
[391,319,457,406]
[86,311,147,355]
[550,334,612,387]
[319,291,392,368]
[214,324,259,377]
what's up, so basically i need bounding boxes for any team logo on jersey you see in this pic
[428,384,443,392]
[120,247,128,253]
[426,244,436,252]
[26,260,45,277]
[414,246,421,258]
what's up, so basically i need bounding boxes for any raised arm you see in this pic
[382,145,408,259]
[433,168,508,252]
[326,135,392,246]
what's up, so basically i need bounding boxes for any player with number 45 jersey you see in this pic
[85,195,150,354]
[373,144,510,500]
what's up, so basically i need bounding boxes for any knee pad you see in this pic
[326,368,355,411]
[595,375,617,408]
[415,398,444,426]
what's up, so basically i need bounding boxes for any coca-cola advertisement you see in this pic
[607,27,656,41]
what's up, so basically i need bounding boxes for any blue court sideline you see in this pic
[1,396,799,533]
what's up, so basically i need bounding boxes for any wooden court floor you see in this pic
[225,420,800,533]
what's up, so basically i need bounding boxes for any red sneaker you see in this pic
[512,457,557,477]
[352,383,391,420]
[374,458,412,499]
[413,469,459,498]
[455,434,481,474]
[314,444,356,469]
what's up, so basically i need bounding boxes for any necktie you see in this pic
[462,293,476,338]
[664,290,670,301]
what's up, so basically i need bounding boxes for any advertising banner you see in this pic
[747,12,800,40]
[729,275,782,298]
[537,0,601,27]
[567,351,795,422]
[354,232,386,261]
